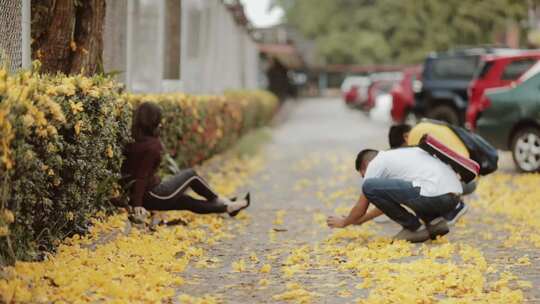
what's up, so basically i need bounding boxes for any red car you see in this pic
[390,66,423,123]
[341,76,371,107]
[466,52,540,129]
[363,80,393,111]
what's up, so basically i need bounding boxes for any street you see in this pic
[179,97,539,303]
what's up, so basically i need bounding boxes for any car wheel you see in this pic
[427,105,460,125]
[511,127,540,172]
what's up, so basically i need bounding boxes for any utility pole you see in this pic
[22,0,31,69]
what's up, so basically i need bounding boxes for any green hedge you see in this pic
[0,68,278,263]
[125,90,277,167]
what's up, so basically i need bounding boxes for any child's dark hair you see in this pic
[132,102,162,142]
[388,124,412,149]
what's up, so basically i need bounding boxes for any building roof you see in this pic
[258,43,304,69]
[319,64,410,74]
[222,0,256,38]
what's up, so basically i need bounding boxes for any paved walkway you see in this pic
[181,97,539,303]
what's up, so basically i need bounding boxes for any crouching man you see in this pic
[327,147,462,243]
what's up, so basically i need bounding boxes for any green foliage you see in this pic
[273,0,529,64]
[125,90,278,168]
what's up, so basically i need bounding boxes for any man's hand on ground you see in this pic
[327,216,346,228]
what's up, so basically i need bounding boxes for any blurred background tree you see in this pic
[273,0,530,65]
[31,0,106,75]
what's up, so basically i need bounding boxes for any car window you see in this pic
[475,61,494,79]
[430,56,479,80]
[501,59,537,80]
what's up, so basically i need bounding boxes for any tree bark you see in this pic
[70,0,106,75]
[163,0,181,79]
[32,0,75,74]
[31,0,106,75]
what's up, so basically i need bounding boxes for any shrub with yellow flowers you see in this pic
[0,66,132,264]
[0,66,278,264]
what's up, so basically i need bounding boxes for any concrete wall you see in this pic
[103,0,127,83]
[104,0,259,94]
[127,0,164,92]
[181,0,259,94]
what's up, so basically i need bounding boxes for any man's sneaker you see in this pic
[443,202,469,226]
[426,217,450,240]
[393,226,430,243]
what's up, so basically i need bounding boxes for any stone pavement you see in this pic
[181,97,539,303]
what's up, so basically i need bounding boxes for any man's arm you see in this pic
[353,207,384,225]
[327,193,369,228]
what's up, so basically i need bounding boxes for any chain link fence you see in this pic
[0,0,23,72]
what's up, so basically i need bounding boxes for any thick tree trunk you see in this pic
[31,0,106,75]
[32,0,75,74]
[70,0,106,75]
[163,0,181,79]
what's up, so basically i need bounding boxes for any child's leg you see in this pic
[183,170,219,201]
[144,192,227,214]
[150,169,218,202]
[146,169,247,214]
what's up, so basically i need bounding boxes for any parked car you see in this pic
[364,80,397,111]
[340,76,371,107]
[465,52,540,130]
[476,66,540,172]
[414,48,522,125]
[363,72,402,111]
[390,66,423,123]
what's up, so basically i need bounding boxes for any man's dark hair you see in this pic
[355,149,378,171]
[388,124,412,149]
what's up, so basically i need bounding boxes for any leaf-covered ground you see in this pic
[1,98,539,303]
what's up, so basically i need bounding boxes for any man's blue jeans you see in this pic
[362,178,460,231]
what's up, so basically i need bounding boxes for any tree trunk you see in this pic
[70,0,106,75]
[31,0,75,74]
[31,0,106,75]
[163,0,181,79]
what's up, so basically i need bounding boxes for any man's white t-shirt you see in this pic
[363,147,463,197]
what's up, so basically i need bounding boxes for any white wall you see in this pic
[126,0,164,93]
[103,0,127,83]
[117,0,259,94]
[181,0,259,94]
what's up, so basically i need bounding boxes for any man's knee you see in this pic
[362,178,382,199]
